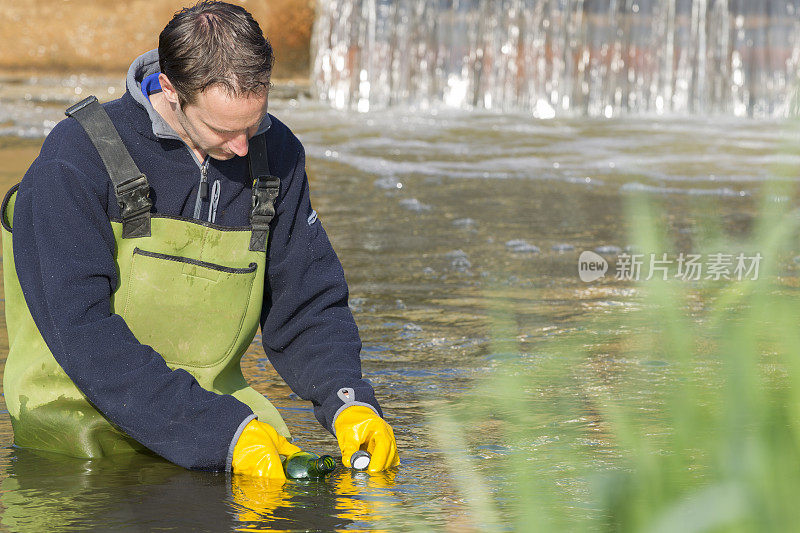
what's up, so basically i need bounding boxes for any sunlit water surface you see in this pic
[0,75,798,531]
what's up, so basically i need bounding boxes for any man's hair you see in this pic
[158,1,274,106]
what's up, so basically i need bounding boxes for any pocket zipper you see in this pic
[133,247,257,274]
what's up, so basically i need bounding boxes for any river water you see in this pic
[0,74,796,531]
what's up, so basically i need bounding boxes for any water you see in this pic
[0,72,797,529]
[313,0,800,117]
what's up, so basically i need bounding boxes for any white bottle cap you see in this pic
[351,450,371,470]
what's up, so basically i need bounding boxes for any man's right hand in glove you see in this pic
[231,419,301,480]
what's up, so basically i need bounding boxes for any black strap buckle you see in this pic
[116,174,152,220]
[249,175,279,251]
[116,174,152,238]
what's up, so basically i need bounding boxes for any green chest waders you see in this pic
[0,96,290,458]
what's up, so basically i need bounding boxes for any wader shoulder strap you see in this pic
[248,133,280,252]
[65,96,152,238]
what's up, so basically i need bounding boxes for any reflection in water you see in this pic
[1,448,402,532]
[2,449,235,532]
[234,469,400,531]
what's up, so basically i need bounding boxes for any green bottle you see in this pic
[283,451,337,480]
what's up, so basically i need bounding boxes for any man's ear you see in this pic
[159,73,180,105]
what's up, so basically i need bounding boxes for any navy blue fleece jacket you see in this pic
[11,51,381,471]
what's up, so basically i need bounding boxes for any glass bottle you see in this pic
[283,451,337,480]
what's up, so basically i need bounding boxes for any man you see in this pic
[1,1,398,479]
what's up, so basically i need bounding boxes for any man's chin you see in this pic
[209,151,236,161]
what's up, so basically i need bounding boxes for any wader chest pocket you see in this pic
[118,248,259,368]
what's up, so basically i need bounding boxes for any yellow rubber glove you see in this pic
[231,419,301,479]
[334,406,399,473]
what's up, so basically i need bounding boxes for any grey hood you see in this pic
[126,49,272,142]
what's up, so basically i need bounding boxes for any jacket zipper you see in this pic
[208,179,221,223]
[192,157,210,220]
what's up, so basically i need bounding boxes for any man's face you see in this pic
[175,84,269,161]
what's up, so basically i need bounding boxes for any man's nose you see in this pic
[229,133,249,157]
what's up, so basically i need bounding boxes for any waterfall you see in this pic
[311,0,800,117]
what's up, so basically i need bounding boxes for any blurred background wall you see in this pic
[0,0,316,80]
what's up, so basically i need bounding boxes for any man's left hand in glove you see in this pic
[334,405,399,473]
